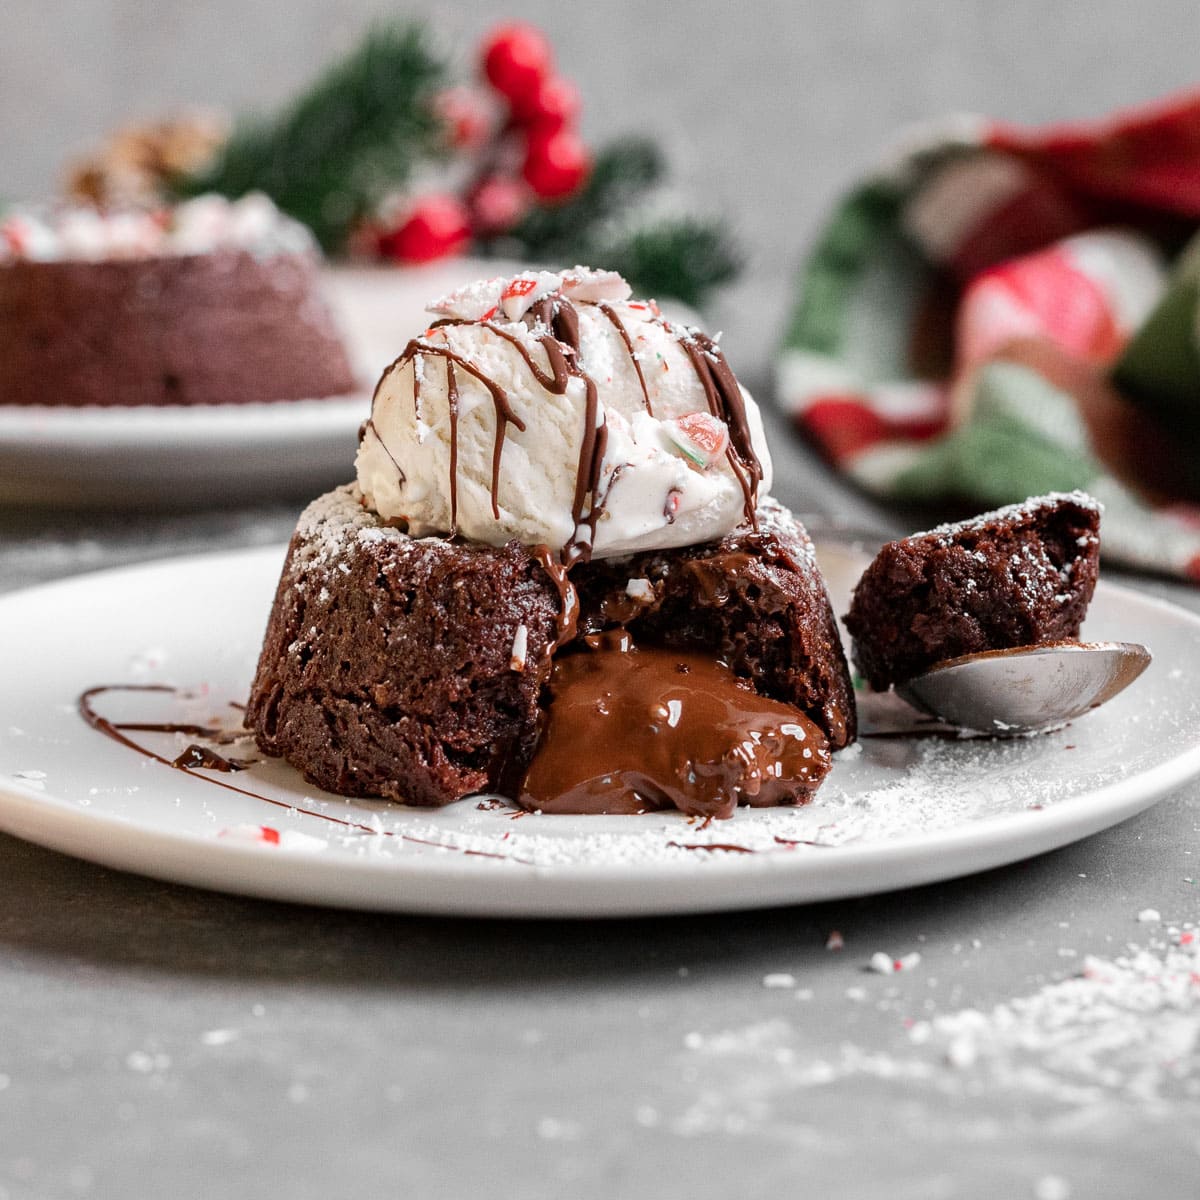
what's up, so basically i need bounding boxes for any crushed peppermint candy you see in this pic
[867,951,922,974]
[908,927,1200,1105]
[428,266,631,323]
[219,824,282,845]
[217,825,327,852]
[762,973,797,989]
[665,412,730,469]
[509,624,529,673]
[675,926,1200,1149]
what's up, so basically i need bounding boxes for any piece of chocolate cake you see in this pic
[246,486,855,816]
[0,194,355,407]
[844,492,1102,691]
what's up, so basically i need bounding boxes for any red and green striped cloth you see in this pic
[779,90,1200,580]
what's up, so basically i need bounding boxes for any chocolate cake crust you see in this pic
[0,249,355,406]
[246,486,855,808]
[844,492,1102,691]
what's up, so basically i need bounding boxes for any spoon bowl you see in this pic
[894,641,1152,735]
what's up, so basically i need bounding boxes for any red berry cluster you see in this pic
[481,23,589,201]
[375,22,591,265]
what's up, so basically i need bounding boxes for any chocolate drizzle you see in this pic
[172,743,248,772]
[369,290,764,566]
[445,359,460,532]
[77,685,377,833]
[675,328,761,528]
[363,418,405,488]
[77,684,534,861]
[391,336,528,521]
[530,544,580,654]
[598,301,653,415]
[667,841,756,854]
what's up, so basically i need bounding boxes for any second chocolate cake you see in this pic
[844,492,1102,691]
[0,194,354,407]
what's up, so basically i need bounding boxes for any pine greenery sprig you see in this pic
[176,24,448,251]
[503,136,663,257]
[169,25,739,305]
[599,216,740,310]
[486,136,740,307]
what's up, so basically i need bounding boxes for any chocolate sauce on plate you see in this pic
[77,685,533,862]
[172,743,248,772]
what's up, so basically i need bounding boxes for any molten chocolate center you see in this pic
[518,632,831,819]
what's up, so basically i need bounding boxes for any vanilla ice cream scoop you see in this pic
[355,267,772,560]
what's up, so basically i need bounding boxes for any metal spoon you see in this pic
[894,641,1152,735]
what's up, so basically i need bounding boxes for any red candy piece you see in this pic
[676,412,727,455]
[672,412,730,466]
[522,129,591,200]
[218,824,281,845]
[481,23,553,106]
[502,276,539,300]
[379,194,471,264]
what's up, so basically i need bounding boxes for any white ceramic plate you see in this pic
[2,543,1199,917]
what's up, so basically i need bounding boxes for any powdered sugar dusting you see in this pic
[670,926,1200,1169]
[906,926,1200,1107]
[917,491,1102,543]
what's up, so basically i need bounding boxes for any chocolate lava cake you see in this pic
[844,492,1102,691]
[246,485,856,812]
[0,196,355,407]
